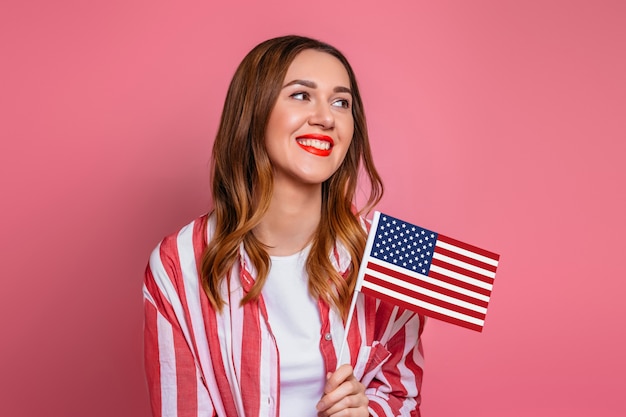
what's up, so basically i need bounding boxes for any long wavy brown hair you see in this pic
[201,35,383,318]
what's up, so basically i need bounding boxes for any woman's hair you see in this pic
[201,35,383,318]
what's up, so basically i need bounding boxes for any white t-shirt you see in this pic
[262,246,326,416]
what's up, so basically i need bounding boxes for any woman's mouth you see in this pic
[296,134,334,156]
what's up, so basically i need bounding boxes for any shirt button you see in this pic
[324,333,332,341]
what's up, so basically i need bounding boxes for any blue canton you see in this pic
[370,214,438,276]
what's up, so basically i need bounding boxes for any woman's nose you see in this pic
[308,102,335,129]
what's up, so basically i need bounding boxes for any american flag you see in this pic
[356,212,500,332]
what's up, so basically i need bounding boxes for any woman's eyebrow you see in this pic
[333,86,352,95]
[283,79,352,95]
[283,79,316,89]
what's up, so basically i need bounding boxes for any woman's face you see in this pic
[264,49,354,189]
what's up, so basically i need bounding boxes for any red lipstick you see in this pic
[295,134,334,157]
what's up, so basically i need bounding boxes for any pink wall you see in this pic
[1,1,624,416]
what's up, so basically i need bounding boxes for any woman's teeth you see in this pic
[296,139,331,150]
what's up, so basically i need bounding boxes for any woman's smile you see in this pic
[296,133,334,156]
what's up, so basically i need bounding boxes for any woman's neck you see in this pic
[254,183,322,256]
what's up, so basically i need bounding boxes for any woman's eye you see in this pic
[291,92,309,101]
[332,99,351,109]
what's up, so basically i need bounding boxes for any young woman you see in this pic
[144,35,424,417]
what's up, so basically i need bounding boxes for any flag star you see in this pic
[393,259,397,263]
[419,239,423,244]
[404,238,408,243]
[384,231,388,236]
[399,255,403,260]
[422,269,426,273]
[425,236,429,241]
[411,227,416,232]
[418,262,422,267]
[430,234,435,238]
[409,259,413,264]
[378,234,382,239]
[417,248,421,252]
[411,251,415,255]
[392,220,396,224]
[383,255,388,260]
[380,225,385,230]
[392,243,396,248]
[387,238,391,242]
[421,231,425,235]
[424,260,428,264]
[426,251,430,255]
[412,266,417,270]
[376,243,380,247]
[420,254,424,258]
[396,250,400,254]
[403,262,407,266]
[402,224,406,228]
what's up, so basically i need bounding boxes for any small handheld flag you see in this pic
[337,211,500,365]
[357,211,500,332]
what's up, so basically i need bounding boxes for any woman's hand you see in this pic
[316,364,369,417]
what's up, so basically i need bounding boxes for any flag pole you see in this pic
[336,286,359,367]
[336,211,381,368]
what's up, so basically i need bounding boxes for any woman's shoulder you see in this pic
[148,213,211,272]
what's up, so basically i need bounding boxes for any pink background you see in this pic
[1,1,624,416]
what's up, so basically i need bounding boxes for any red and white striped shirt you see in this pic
[144,214,425,416]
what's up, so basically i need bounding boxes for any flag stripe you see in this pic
[432,252,497,279]
[365,267,488,314]
[360,281,485,327]
[368,258,491,301]
[427,269,492,296]
[436,239,499,267]
[363,274,487,320]
[430,260,495,287]
[362,284,484,332]
[367,261,490,307]
[429,263,494,290]
[434,246,498,273]
[438,234,500,262]
[365,269,488,315]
